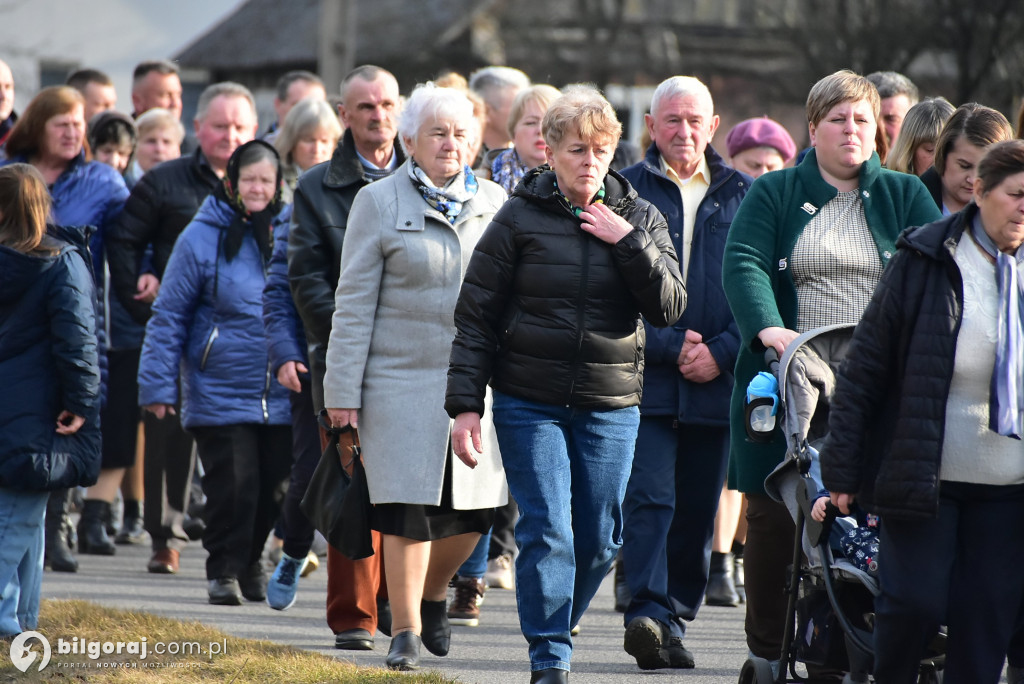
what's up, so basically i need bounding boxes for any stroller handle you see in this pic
[764,348,780,377]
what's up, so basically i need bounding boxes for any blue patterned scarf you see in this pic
[971,213,1024,439]
[490,148,529,195]
[409,160,478,224]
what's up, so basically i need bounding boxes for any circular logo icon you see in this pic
[9,631,51,672]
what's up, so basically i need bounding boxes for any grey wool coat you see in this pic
[322,160,509,508]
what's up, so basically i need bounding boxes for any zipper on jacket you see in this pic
[199,327,219,371]
[567,233,590,403]
[261,362,271,423]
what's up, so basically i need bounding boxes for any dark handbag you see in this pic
[299,411,375,560]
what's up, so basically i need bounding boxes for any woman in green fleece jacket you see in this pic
[721,70,941,667]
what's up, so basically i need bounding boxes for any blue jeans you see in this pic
[492,390,640,672]
[0,488,49,636]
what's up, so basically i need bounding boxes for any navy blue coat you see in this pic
[0,236,101,490]
[137,195,291,429]
[262,204,308,375]
[620,144,750,425]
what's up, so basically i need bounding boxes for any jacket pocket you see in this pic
[498,308,522,349]
[199,326,219,371]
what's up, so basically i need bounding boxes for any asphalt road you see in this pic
[42,540,752,683]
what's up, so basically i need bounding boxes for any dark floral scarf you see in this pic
[213,140,283,263]
[490,147,529,195]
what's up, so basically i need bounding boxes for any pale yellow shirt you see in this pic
[661,154,710,280]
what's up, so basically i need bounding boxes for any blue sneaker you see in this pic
[266,553,306,611]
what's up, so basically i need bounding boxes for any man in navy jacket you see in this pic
[618,76,750,670]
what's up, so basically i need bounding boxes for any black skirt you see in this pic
[100,349,142,469]
[371,452,495,541]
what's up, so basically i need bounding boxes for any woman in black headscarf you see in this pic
[138,140,294,606]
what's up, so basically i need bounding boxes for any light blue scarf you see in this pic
[971,213,1024,439]
[408,160,478,224]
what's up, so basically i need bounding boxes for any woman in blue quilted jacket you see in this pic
[138,140,292,606]
[0,164,101,636]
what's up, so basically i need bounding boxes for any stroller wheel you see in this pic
[739,656,778,684]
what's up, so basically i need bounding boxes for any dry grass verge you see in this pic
[0,600,456,683]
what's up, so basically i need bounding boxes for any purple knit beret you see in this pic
[725,117,797,163]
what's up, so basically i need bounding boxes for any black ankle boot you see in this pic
[705,551,739,606]
[78,500,116,555]
[386,631,421,670]
[45,490,78,572]
[530,668,569,683]
[420,598,450,656]
[613,553,630,613]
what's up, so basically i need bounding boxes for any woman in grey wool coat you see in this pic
[323,83,508,671]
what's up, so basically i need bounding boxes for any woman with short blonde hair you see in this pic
[447,88,685,682]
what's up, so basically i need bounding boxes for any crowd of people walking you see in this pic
[1,47,1023,684]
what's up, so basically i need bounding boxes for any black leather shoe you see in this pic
[334,628,373,650]
[376,597,392,637]
[623,616,671,670]
[530,668,569,683]
[237,563,267,602]
[666,636,696,668]
[208,578,242,606]
[420,598,450,657]
[385,631,421,670]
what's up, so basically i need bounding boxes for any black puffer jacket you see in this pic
[822,207,972,520]
[106,149,220,323]
[445,167,686,416]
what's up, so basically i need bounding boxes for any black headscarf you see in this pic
[213,139,283,263]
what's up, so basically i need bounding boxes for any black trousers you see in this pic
[874,481,1024,684]
[280,382,320,560]
[489,496,519,559]
[142,409,195,553]
[190,423,292,580]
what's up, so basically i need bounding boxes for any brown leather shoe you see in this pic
[147,549,179,574]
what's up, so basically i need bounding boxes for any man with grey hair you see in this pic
[287,64,403,651]
[866,70,919,150]
[0,59,16,150]
[469,65,530,152]
[263,70,326,143]
[618,75,751,670]
[106,81,258,577]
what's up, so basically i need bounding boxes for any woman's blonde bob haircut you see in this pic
[542,86,622,149]
[506,84,562,140]
[0,164,53,254]
[806,70,881,127]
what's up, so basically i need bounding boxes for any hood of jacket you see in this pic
[513,165,639,214]
[897,202,973,261]
[0,237,63,304]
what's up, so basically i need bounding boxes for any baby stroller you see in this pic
[736,324,944,684]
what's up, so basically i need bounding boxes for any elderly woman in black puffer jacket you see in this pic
[445,87,686,684]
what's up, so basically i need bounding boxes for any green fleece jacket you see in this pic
[722,149,941,495]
